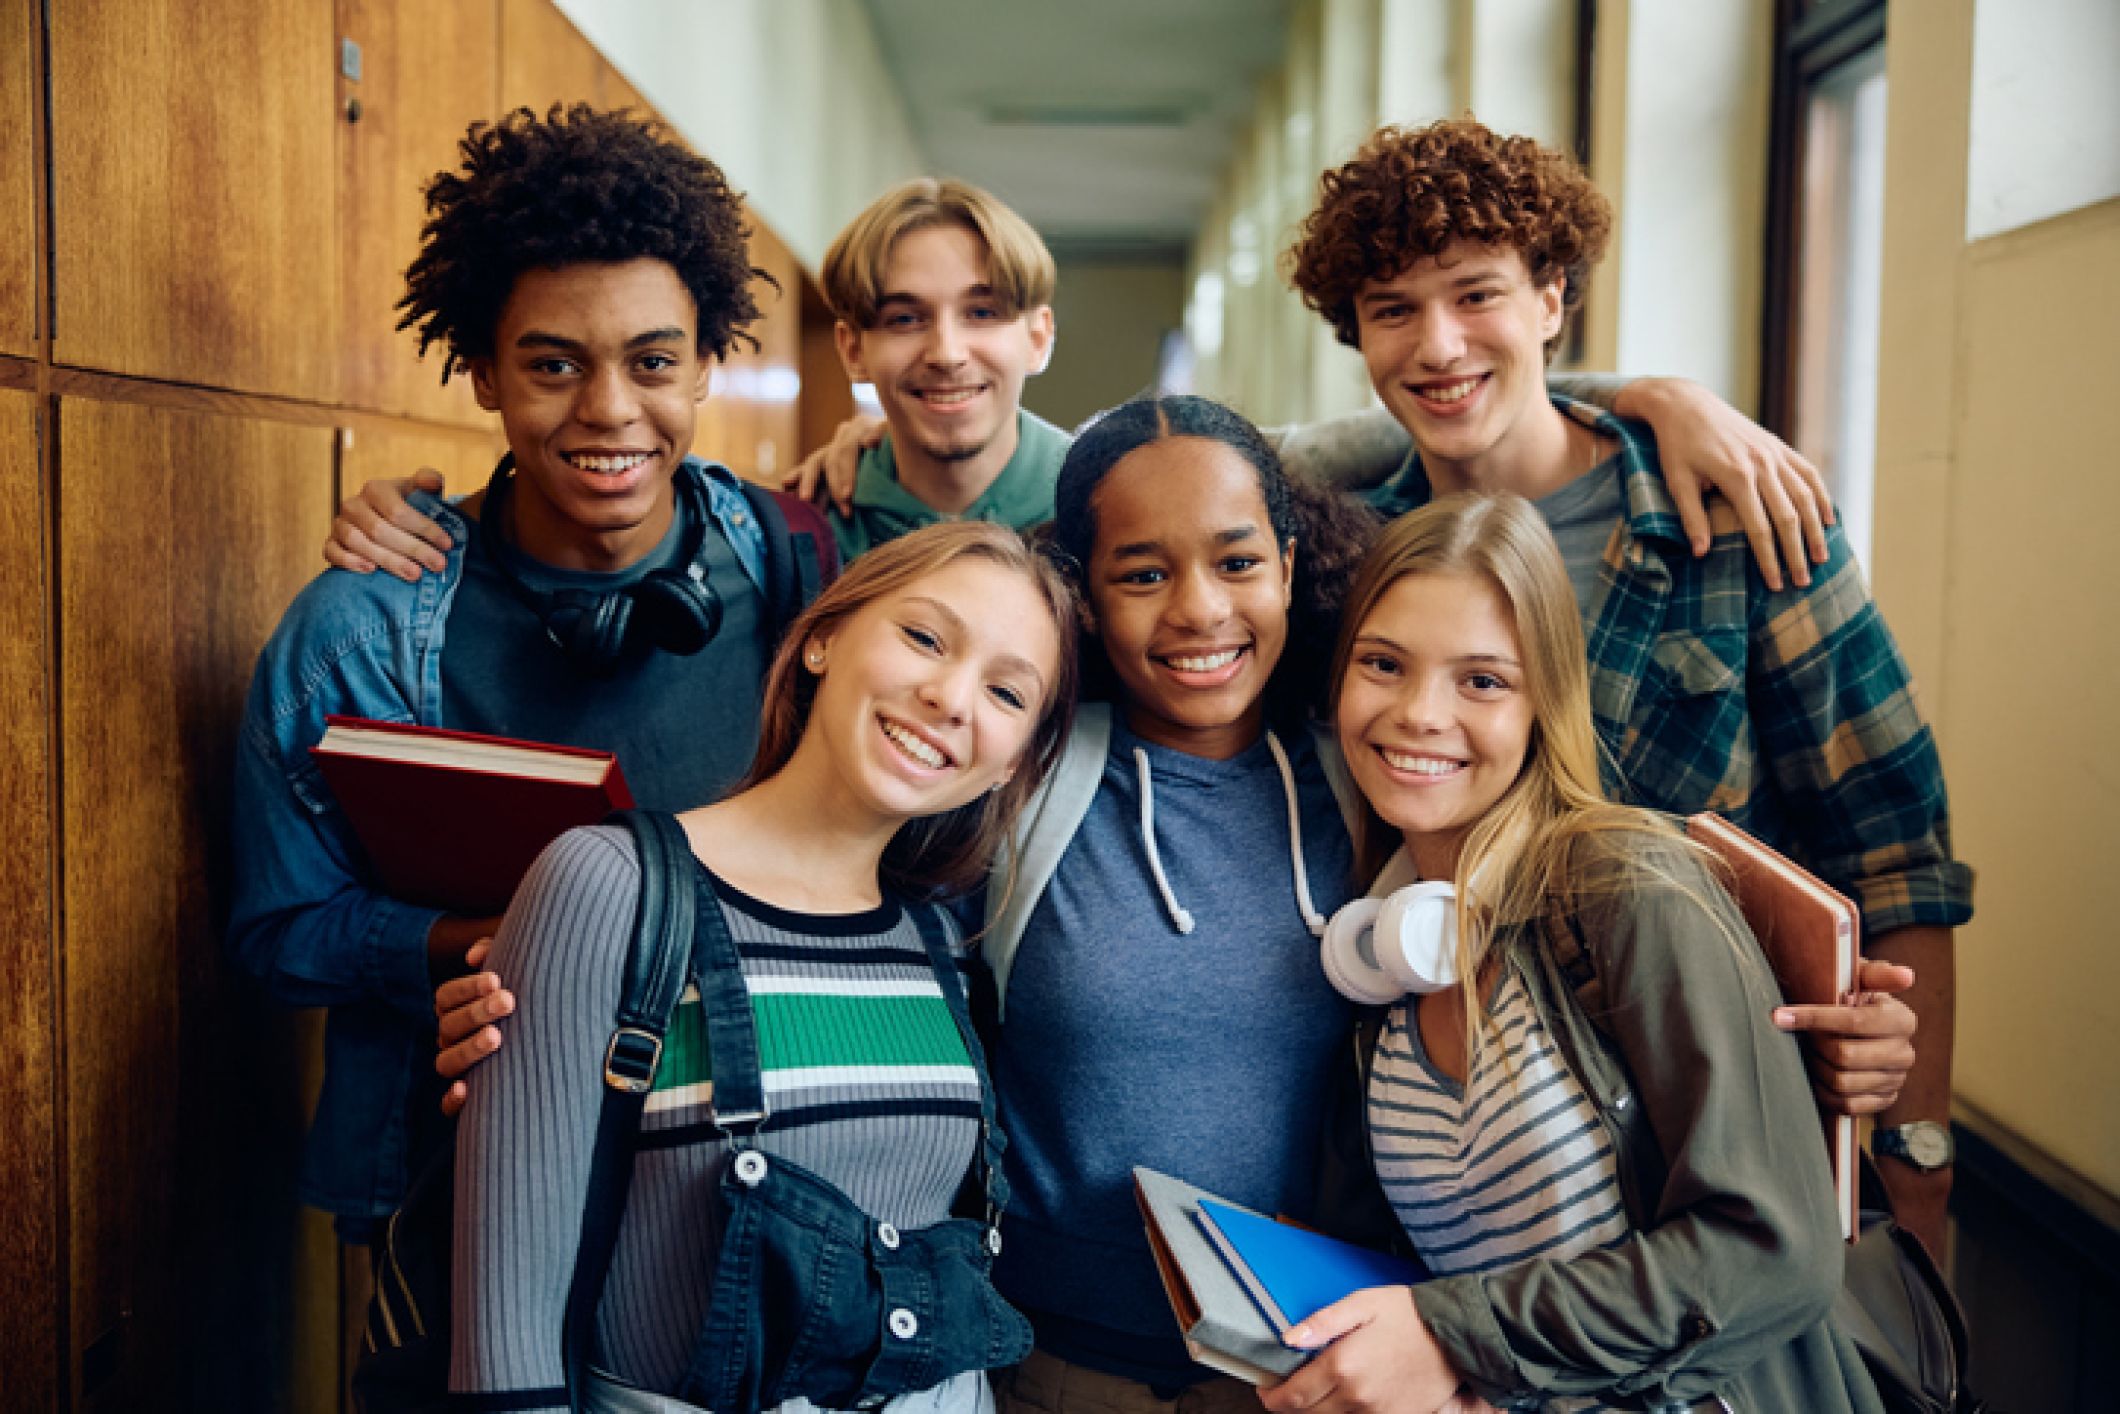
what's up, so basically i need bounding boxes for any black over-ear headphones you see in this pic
[479,455,723,676]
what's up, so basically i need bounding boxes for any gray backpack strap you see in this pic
[981,703,1113,1021]
[1309,721,1365,843]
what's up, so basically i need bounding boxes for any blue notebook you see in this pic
[1194,1197,1426,1334]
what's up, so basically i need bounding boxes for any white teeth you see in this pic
[1420,378,1482,404]
[919,388,980,406]
[1166,648,1241,673]
[881,719,948,770]
[569,453,649,474]
[1381,748,1462,775]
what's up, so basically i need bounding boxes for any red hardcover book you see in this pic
[311,716,635,917]
[1686,812,1861,1242]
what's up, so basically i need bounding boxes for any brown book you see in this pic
[311,715,635,917]
[1686,812,1860,1241]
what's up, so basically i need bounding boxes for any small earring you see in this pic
[805,648,824,671]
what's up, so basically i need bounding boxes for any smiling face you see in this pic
[801,556,1061,826]
[470,258,709,571]
[834,223,1054,491]
[1336,568,1536,880]
[1354,241,1566,492]
[1084,436,1294,760]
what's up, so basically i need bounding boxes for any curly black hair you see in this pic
[398,104,767,380]
[1052,395,1380,720]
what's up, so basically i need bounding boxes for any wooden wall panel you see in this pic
[697,219,805,483]
[500,0,608,113]
[340,417,506,502]
[59,399,336,1412]
[0,0,37,355]
[799,277,859,460]
[49,0,341,401]
[338,0,499,427]
[0,389,56,1412]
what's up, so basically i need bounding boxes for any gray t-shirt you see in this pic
[1535,453,1626,626]
[441,482,770,812]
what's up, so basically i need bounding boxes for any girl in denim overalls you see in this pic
[451,523,1077,1413]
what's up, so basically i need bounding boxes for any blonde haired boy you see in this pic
[818,177,1065,561]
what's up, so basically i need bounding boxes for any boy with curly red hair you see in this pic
[1286,116,1969,1255]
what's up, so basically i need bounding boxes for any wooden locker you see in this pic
[499,0,608,114]
[337,0,499,428]
[0,388,57,1412]
[339,416,506,507]
[49,0,341,400]
[0,0,37,355]
[59,397,336,1412]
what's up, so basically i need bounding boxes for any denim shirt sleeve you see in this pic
[225,509,466,1023]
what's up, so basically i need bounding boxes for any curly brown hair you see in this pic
[398,104,768,380]
[1286,117,1612,353]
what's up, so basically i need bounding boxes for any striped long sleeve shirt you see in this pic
[449,825,982,1409]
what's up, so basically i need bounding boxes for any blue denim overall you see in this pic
[674,870,1032,1414]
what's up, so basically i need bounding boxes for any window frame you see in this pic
[1760,0,1889,436]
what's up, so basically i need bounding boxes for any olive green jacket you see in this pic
[1396,841,1886,1414]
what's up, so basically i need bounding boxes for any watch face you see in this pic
[1905,1124,1952,1168]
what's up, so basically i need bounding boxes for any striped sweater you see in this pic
[1369,970,1631,1414]
[450,825,982,1408]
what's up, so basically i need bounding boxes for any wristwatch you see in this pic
[1875,1120,1954,1171]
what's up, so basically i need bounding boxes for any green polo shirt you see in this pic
[828,409,1072,562]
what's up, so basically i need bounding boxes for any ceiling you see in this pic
[860,0,1294,259]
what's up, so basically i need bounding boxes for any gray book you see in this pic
[1131,1165,1305,1385]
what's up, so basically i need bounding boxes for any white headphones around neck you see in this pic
[1319,867,1460,1005]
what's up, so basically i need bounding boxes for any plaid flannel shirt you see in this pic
[1366,397,1974,938]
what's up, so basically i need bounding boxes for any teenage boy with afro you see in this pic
[228,105,827,1240]
[1285,117,1970,1251]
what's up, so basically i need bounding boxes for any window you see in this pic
[1763,0,1889,565]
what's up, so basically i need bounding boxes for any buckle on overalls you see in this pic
[603,1026,663,1094]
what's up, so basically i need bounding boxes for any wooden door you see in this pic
[0,0,37,355]
[701,218,805,484]
[49,0,341,400]
[59,397,337,1412]
[337,0,499,427]
[0,388,57,1412]
[499,0,608,113]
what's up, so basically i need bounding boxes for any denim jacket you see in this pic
[226,459,768,1232]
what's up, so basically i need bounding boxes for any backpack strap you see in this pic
[562,809,700,1411]
[904,901,1012,1233]
[738,481,837,642]
[1540,898,1607,1022]
[981,703,1113,1021]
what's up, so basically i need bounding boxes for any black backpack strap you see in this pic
[904,902,1011,1234]
[562,809,699,1410]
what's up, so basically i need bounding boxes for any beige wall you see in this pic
[1873,0,2120,1199]
[552,0,927,270]
[1029,258,1187,433]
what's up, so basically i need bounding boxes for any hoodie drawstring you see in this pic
[1265,730,1329,938]
[1131,729,1326,938]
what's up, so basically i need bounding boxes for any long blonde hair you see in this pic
[1329,494,1708,1052]
[743,521,1079,899]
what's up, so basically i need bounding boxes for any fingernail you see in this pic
[1287,1325,1313,1347]
[1794,570,1811,588]
[1773,1008,1795,1027]
[1692,537,1708,556]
